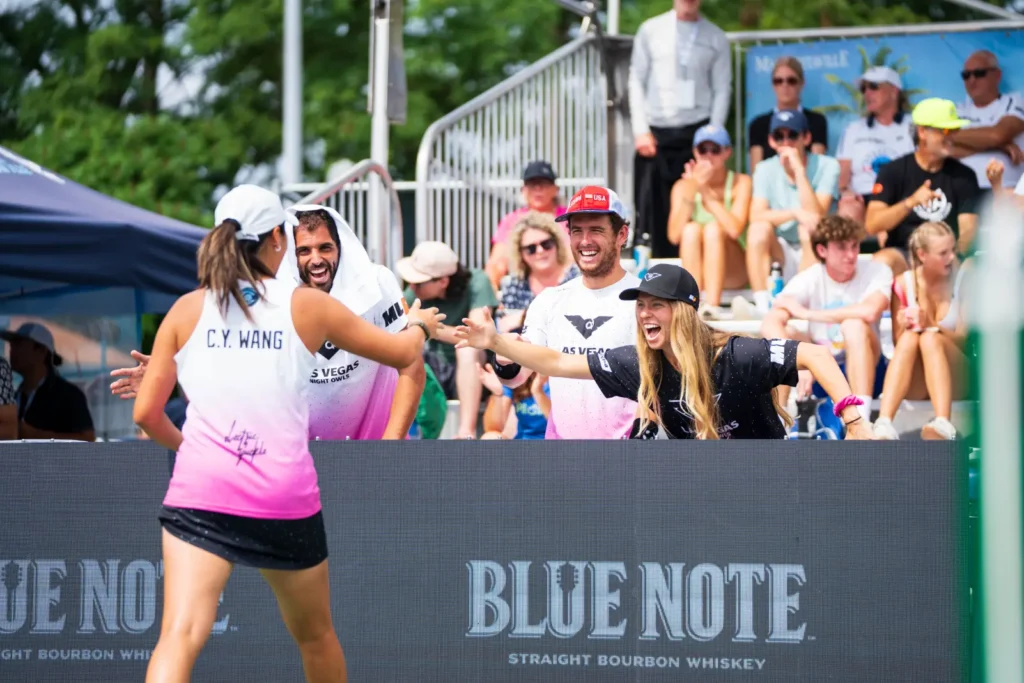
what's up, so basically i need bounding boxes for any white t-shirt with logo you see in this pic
[307,265,408,440]
[778,260,893,355]
[836,116,915,195]
[957,93,1024,188]
[1016,173,1024,196]
[521,272,640,439]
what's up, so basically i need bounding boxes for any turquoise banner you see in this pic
[743,29,1024,160]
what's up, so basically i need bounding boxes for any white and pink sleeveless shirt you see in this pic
[164,278,320,519]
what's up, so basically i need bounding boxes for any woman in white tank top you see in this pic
[131,185,443,683]
[874,221,969,441]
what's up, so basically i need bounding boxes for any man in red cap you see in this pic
[491,186,641,439]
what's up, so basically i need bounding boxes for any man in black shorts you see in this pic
[865,98,981,275]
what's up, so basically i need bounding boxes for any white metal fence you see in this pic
[414,35,609,269]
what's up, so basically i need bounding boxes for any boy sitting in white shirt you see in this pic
[761,214,893,424]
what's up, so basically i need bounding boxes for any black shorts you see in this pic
[159,506,328,570]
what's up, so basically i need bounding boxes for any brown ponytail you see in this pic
[196,220,277,320]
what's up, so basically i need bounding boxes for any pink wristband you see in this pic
[833,395,864,417]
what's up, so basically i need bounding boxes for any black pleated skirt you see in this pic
[158,505,328,570]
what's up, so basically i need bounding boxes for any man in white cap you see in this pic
[950,50,1024,193]
[112,197,427,442]
[836,66,914,226]
[2,322,94,441]
[398,242,498,438]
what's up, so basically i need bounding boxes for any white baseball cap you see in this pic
[857,66,903,90]
[214,184,298,242]
[1,322,63,366]
[396,242,460,284]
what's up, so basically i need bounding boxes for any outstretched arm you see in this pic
[455,309,592,380]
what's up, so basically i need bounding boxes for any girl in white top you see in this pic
[873,221,968,441]
[132,185,442,683]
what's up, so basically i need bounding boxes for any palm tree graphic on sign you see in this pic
[816,45,927,116]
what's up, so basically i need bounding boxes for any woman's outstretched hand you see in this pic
[407,298,446,338]
[454,308,499,350]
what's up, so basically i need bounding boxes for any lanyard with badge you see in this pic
[676,20,700,110]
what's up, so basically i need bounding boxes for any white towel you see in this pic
[278,204,384,316]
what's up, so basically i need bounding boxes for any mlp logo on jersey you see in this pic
[565,315,612,340]
[317,341,340,360]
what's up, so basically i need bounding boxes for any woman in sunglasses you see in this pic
[667,124,752,318]
[495,211,579,333]
[456,263,874,441]
[747,56,828,168]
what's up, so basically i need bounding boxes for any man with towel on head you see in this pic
[112,204,425,441]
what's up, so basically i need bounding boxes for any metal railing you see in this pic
[414,34,609,269]
[287,159,404,272]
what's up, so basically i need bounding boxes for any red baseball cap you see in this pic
[555,185,628,223]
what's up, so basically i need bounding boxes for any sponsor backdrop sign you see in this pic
[743,30,1024,163]
[0,441,967,681]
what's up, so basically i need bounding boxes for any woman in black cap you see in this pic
[456,263,874,440]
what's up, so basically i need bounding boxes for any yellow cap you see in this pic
[911,97,970,130]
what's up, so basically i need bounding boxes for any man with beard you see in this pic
[490,186,641,439]
[111,205,425,442]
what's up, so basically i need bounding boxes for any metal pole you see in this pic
[945,0,1021,21]
[368,0,391,266]
[607,0,619,35]
[282,0,303,185]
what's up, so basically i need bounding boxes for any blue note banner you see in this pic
[743,30,1024,158]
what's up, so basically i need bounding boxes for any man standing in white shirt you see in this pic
[761,215,892,421]
[951,50,1024,191]
[493,186,641,439]
[628,0,731,259]
[836,67,914,225]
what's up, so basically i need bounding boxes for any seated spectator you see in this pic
[0,356,14,440]
[497,211,578,334]
[667,124,752,317]
[951,51,1024,193]
[485,161,566,290]
[866,98,981,275]
[748,56,828,167]
[836,66,914,226]
[478,362,550,440]
[1,323,94,441]
[399,241,498,439]
[760,215,892,419]
[747,109,840,315]
[873,222,967,440]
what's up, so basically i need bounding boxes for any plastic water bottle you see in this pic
[768,262,784,305]
[634,232,651,279]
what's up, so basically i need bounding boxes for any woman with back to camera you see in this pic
[873,221,968,441]
[456,263,874,440]
[131,185,443,683]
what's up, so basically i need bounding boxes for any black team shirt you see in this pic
[587,337,800,439]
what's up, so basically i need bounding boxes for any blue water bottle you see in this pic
[768,261,784,305]
[634,232,651,279]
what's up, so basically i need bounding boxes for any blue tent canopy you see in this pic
[0,146,206,314]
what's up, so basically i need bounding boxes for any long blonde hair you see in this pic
[907,221,956,325]
[507,211,571,279]
[635,302,793,439]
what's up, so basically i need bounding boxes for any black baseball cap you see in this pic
[523,160,557,182]
[619,264,700,309]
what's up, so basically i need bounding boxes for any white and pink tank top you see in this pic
[164,278,320,519]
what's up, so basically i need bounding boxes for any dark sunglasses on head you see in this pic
[923,126,954,137]
[859,82,880,93]
[961,67,993,81]
[696,144,723,155]
[521,237,556,255]
[773,76,800,86]
[771,129,802,142]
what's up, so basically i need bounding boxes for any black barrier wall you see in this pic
[0,441,967,682]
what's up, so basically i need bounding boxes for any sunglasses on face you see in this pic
[859,82,880,93]
[696,144,723,155]
[771,129,802,143]
[923,126,953,137]
[521,237,556,255]
[773,76,800,87]
[961,67,993,81]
